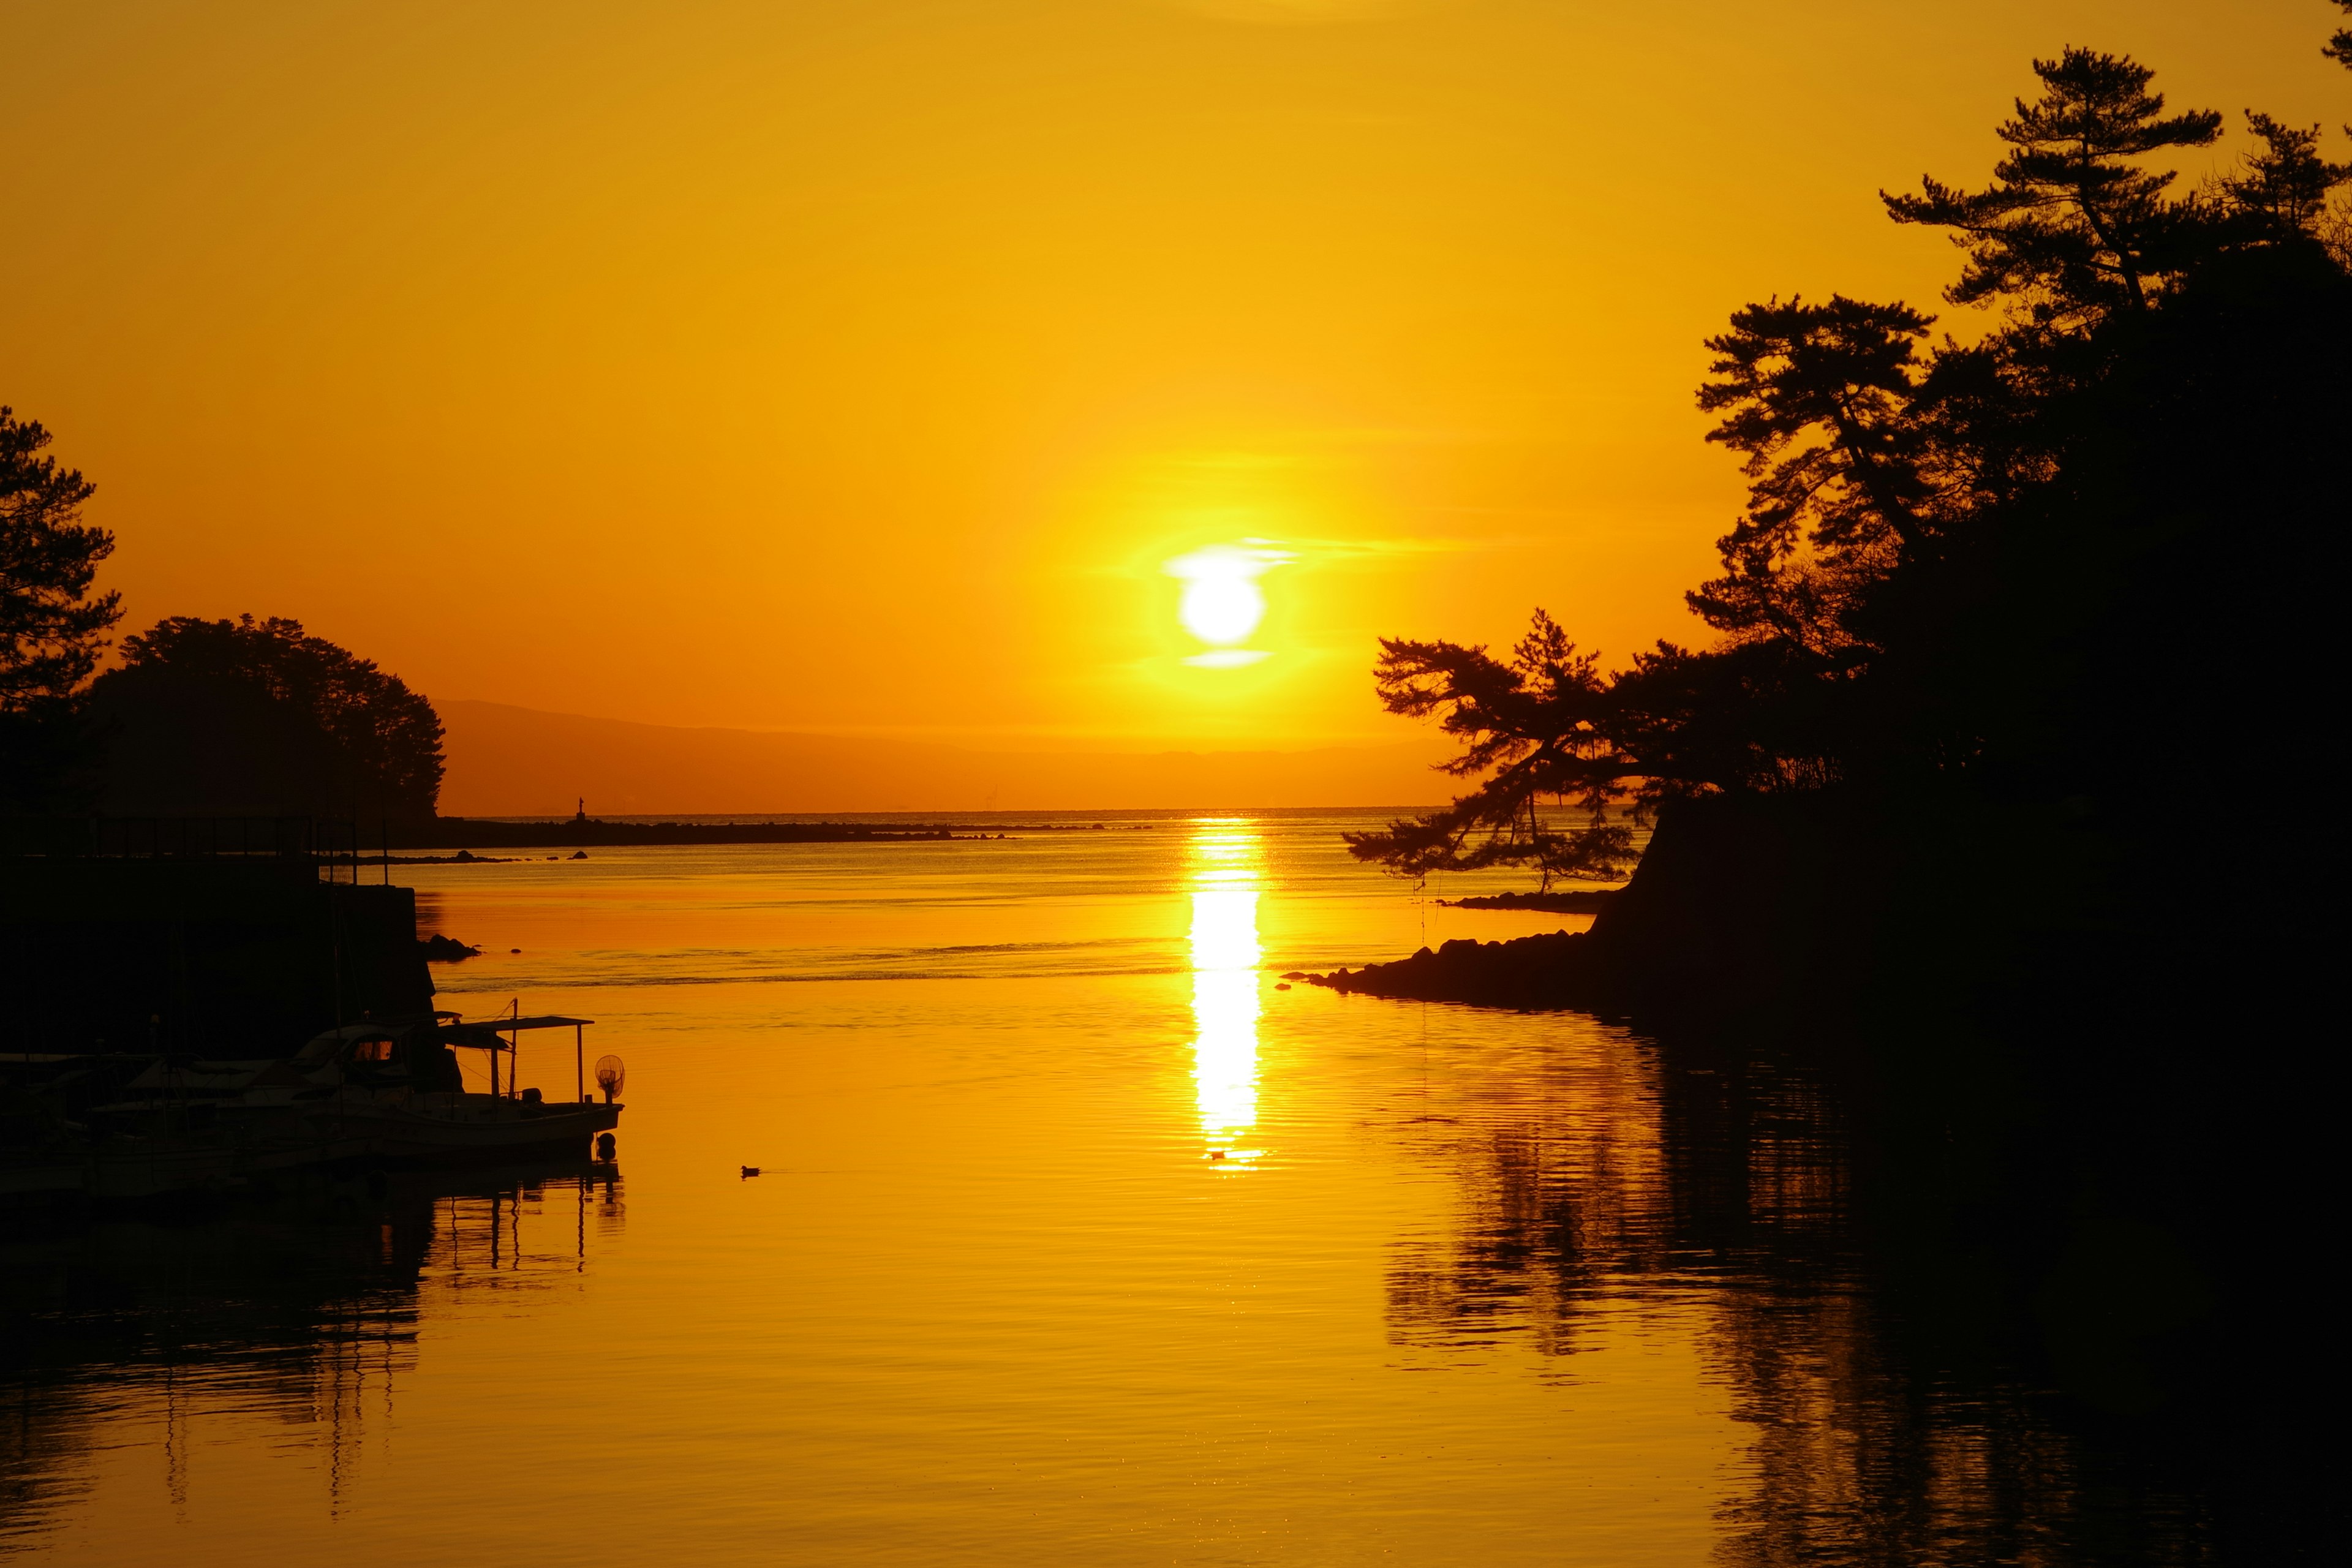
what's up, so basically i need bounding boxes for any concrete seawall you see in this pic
[1,858,434,1058]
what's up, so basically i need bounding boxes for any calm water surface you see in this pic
[2,813,2201,1564]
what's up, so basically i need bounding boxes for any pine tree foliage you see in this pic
[2222,113,2352,236]
[1341,612,1635,886]
[0,410,119,809]
[1882,50,2221,322]
[1686,296,1936,655]
[0,409,118,715]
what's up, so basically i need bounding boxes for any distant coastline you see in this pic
[382,816,1147,850]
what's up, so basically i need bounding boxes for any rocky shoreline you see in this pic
[1436,889,1618,913]
[1307,929,1599,1010]
[1303,791,1928,1030]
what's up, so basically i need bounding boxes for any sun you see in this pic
[1164,543,1291,665]
[1180,571,1264,644]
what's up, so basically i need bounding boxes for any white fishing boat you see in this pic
[84,1009,625,1176]
[274,1014,624,1161]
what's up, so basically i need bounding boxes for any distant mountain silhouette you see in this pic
[437,701,1453,814]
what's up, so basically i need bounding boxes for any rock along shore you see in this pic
[1308,929,1600,1011]
[1302,791,1947,1029]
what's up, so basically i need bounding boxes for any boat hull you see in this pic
[328,1097,623,1163]
[1,1101,624,1204]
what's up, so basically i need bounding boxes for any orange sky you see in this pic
[5,1,2341,754]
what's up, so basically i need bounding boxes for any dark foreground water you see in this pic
[2,814,2222,1563]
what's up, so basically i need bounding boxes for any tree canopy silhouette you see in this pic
[1350,44,2350,886]
[2223,113,2352,237]
[1684,295,1937,654]
[89,615,445,820]
[1345,612,1634,886]
[0,409,119,809]
[1882,48,2223,322]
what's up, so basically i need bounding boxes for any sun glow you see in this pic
[1188,820,1265,1167]
[1164,543,1292,668]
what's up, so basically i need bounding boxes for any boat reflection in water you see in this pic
[1187,820,1264,1167]
[0,1162,623,1547]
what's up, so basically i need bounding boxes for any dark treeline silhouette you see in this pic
[1349,47,2346,889]
[88,614,445,820]
[1339,34,2350,1562]
[1,407,445,820]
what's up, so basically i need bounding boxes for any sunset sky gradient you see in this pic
[5,1,2339,766]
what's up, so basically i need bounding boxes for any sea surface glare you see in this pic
[0,813,2198,1564]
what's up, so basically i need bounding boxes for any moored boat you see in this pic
[4,1011,625,1200]
[107,1011,625,1167]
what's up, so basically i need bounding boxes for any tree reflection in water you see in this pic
[0,1166,620,1545]
[1381,1025,2209,1566]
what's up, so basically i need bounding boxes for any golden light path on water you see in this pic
[1186,819,1264,1166]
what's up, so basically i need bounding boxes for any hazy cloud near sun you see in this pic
[1086,533,1508,583]
[1168,0,1429,24]
[1285,535,1520,566]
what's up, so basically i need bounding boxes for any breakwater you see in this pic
[388,817,1147,850]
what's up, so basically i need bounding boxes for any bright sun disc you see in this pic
[1164,543,1290,651]
[1180,575,1264,644]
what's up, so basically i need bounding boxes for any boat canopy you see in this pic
[441,1016,595,1050]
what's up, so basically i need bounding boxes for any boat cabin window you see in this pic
[349,1036,396,1063]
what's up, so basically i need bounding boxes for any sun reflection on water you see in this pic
[1188,820,1265,1167]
